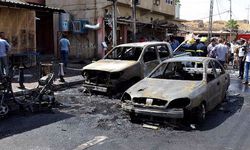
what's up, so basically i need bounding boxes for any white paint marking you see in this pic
[73,136,108,150]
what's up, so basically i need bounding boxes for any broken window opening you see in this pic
[143,46,158,62]
[105,47,143,61]
[149,61,204,81]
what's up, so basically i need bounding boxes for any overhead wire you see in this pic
[198,10,230,20]
[215,0,222,20]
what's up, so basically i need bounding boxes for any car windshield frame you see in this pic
[104,46,143,61]
[149,60,204,81]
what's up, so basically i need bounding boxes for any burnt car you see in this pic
[82,42,173,93]
[121,57,230,122]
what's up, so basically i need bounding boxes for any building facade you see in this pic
[0,0,62,58]
[46,0,177,59]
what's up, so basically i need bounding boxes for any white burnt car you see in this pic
[121,57,230,122]
[82,42,173,93]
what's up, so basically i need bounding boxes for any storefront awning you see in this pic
[0,0,64,12]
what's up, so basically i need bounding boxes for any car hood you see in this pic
[126,78,203,101]
[82,59,138,72]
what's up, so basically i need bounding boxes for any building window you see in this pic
[166,0,173,5]
[153,0,160,6]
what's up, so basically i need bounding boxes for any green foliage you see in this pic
[175,0,180,4]
[226,19,239,31]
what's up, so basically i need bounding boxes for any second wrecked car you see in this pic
[121,57,230,122]
[82,42,173,93]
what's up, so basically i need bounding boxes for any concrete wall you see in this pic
[46,0,175,59]
[0,8,36,53]
[25,0,45,4]
[47,0,106,59]
[117,0,175,16]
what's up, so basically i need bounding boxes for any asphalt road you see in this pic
[0,75,250,150]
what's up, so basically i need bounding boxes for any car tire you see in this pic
[194,103,206,124]
[222,91,227,102]
[0,103,9,118]
[129,113,140,123]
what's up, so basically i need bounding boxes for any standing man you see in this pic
[212,38,228,66]
[238,39,246,79]
[59,33,70,67]
[0,32,10,76]
[207,38,217,58]
[243,40,250,84]
[196,37,207,57]
[170,36,180,51]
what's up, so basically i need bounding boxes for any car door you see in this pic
[205,60,221,110]
[213,60,229,103]
[142,45,161,77]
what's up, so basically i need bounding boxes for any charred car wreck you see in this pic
[82,42,173,93]
[121,57,230,122]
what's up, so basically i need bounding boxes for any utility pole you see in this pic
[229,0,232,42]
[247,5,250,24]
[208,0,214,40]
[229,0,232,20]
[112,0,117,47]
[132,0,137,42]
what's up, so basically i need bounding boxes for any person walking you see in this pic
[0,32,10,76]
[59,34,70,67]
[212,38,229,66]
[238,39,246,79]
[243,40,250,84]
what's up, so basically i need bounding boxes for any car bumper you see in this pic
[83,83,109,93]
[122,103,184,119]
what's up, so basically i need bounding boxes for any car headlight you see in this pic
[121,92,131,102]
[167,98,190,108]
[110,71,124,79]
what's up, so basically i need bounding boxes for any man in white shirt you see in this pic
[243,40,250,84]
[238,39,246,79]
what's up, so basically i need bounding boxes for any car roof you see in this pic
[163,56,214,63]
[116,41,169,47]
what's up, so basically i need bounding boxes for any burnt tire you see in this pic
[129,113,140,123]
[193,103,206,124]
[0,103,9,118]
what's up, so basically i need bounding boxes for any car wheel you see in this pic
[194,103,206,123]
[222,91,227,102]
[129,113,140,123]
[0,103,9,117]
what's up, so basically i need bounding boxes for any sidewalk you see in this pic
[11,60,86,95]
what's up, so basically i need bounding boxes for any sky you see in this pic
[180,0,250,21]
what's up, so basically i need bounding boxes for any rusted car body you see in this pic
[82,42,173,93]
[121,57,230,122]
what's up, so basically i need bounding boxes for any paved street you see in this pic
[0,71,249,150]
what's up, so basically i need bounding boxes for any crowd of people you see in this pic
[231,38,250,84]
[174,36,250,85]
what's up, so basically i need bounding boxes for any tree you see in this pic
[226,19,239,32]
[175,0,180,4]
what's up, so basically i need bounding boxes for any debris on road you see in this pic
[190,124,196,130]
[143,124,159,130]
